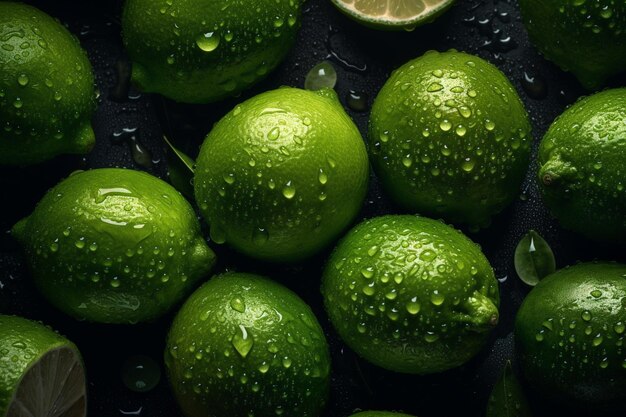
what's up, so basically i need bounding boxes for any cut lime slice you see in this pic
[331,0,456,30]
[0,316,86,417]
[7,347,86,417]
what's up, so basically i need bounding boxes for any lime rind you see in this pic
[331,0,456,30]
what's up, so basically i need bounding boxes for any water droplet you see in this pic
[318,169,328,185]
[17,74,29,86]
[232,325,254,358]
[406,297,421,315]
[230,298,246,313]
[427,82,443,92]
[430,290,445,306]
[439,120,452,131]
[582,311,592,322]
[196,32,220,52]
[346,90,368,112]
[209,224,226,244]
[521,71,548,100]
[122,355,161,393]
[282,181,296,199]
[461,158,475,172]
[424,332,439,343]
[304,61,337,91]
[282,357,292,368]
[267,127,280,140]
[252,227,269,245]
[514,230,556,286]
[590,289,602,298]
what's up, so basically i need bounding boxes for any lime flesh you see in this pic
[7,347,86,417]
[331,0,455,30]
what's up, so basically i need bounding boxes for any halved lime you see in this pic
[330,0,456,30]
[0,316,86,417]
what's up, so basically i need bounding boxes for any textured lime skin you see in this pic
[331,0,455,31]
[519,0,626,90]
[538,89,626,243]
[122,0,301,103]
[12,168,216,324]
[322,215,499,374]
[350,412,415,417]
[369,51,531,229]
[515,262,626,408]
[0,2,95,166]
[0,315,81,416]
[165,272,331,417]
[194,87,369,262]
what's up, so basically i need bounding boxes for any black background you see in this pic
[0,0,625,416]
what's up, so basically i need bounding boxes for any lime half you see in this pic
[0,316,86,417]
[330,0,455,30]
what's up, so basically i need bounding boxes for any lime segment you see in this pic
[7,346,86,417]
[332,0,455,29]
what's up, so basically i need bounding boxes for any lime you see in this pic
[350,412,415,417]
[330,0,455,31]
[0,2,96,166]
[165,272,331,417]
[369,50,532,229]
[194,87,369,262]
[322,215,499,374]
[519,0,626,90]
[538,88,626,243]
[12,168,216,324]
[122,0,302,103]
[515,262,626,408]
[0,315,86,417]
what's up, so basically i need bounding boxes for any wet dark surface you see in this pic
[0,0,625,416]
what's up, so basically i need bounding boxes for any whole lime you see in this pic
[515,262,626,408]
[350,412,415,417]
[12,168,216,324]
[519,0,626,89]
[122,0,301,103]
[165,272,331,417]
[538,88,626,243]
[322,215,499,374]
[369,50,531,229]
[0,315,86,417]
[0,2,96,165]
[194,87,369,262]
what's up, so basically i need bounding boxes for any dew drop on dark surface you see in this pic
[346,90,368,112]
[111,127,156,169]
[121,355,161,393]
[521,71,548,100]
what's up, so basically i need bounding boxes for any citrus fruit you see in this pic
[122,0,302,103]
[0,2,96,166]
[519,0,626,90]
[12,168,216,324]
[0,315,86,417]
[331,0,455,31]
[322,215,499,374]
[194,87,369,262]
[369,50,531,229]
[350,412,415,417]
[165,272,331,417]
[538,88,626,243]
[515,262,626,409]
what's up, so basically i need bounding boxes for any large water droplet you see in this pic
[304,61,337,91]
[232,325,254,358]
[196,32,220,52]
[122,355,161,393]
